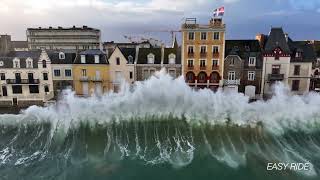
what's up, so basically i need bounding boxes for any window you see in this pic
[292,80,300,91]
[201,32,207,40]
[294,65,300,75]
[150,69,155,75]
[43,73,48,80]
[228,71,236,80]
[65,69,72,77]
[230,58,235,65]
[116,57,120,65]
[272,65,280,74]
[200,59,206,67]
[12,85,22,94]
[44,85,49,93]
[187,59,194,67]
[213,46,219,54]
[129,71,133,79]
[248,71,255,81]
[15,73,21,83]
[2,86,7,96]
[26,59,33,68]
[200,46,207,54]
[188,46,194,54]
[54,69,61,77]
[81,55,86,63]
[128,56,134,64]
[42,60,46,68]
[296,52,302,58]
[143,69,149,80]
[169,54,176,64]
[0,61,3,66]
[0,73,5,80]
[147,54,155,64]
[81,69,87,77]
[29,85,39,94]
[249,57,256,66]
[188,32,195,40]
[59,52,65,60]
[94,55,99,64]
[13,59,20,68]
[213,32,220,40]
[169,70,176,77]
[212,59,219,67]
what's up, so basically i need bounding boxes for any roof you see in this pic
[74,49,108,64]
[137,48,162,64]
[0,50,41,68]
[47,50,77,64]
[163,47,181,64]
[288,40,316,62]
[27,26,100,32]
[119,48,136,62]
[264,28,290,54]
[11,41,28,49]
[312,41,320,57]
[225,40,261,58]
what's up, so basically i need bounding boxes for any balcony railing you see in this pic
[200,52,207,58]
[6,79,40,84]
[187,66,194,70]
[212,65,219,70]
[200,66,206,70]
[224,79,240,86]
[212,52,220,58]
[187,52,194,58]
[80,76,90,82]
[92,77,102,82]
[268,74,284,81]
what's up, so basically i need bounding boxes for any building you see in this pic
[27,26,101,50]
[73,49,109,96]
[0,35,13,55]
[47,50,76,98]
[11,41,28,51]
[309,41,320,92]
[108,47,135,92]
[0,50,54,107]
[135,44,181,81]
[259,28,314,97]
[181,18,226,90]
[224,40,262,99]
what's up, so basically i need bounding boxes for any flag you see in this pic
[213,6,225,17]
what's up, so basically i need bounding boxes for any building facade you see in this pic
[309,41,320,92]
[48,50,76,99]
[108,47,135,92]
[0,50,54,107]
[73,50,110,96]
[181,18,226,90]
[259,28,313,97]
[224,40,262,99]
[27,26,101,50]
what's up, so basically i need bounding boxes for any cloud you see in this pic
[288,0,320,10]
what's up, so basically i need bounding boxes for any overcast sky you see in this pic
[1,0,320,44]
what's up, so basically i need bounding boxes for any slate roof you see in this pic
[74,49,108,64]
[312,41,320,57]
[137,48,162,64]
[264,28,291,54]
[163,47,181,64]
[119,48,136,63]
[225,40,261,58]
[0,50,41,68]
[47,50,77,64]
[288,40,316,62]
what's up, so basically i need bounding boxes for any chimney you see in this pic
[284,33,289,42]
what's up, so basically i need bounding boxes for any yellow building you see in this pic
[181,18,226,90]
[73,50,110,96]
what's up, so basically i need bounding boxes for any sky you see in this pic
[0,0,320,45]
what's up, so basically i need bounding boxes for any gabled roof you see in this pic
[137,48,162,64]
[74,49,108,64]
[163,47,181,64]
[119,48,136,63]
[264,28,290,54]
[288,40,316,62]
[225,40,261,58]
[47,50,77,64]
[0,50,41,68]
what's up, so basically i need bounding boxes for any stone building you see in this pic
[309,41,320,92]
[0,50,54,107]
[27,26,101,50]
[181,17,226,90]
[224,40,262,99]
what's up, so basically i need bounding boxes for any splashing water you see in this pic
[1,69,320,180]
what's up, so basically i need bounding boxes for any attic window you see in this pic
[168,53,176,64]
[245,45,250,51]
[94,55,99,63]
[13,58,20,68]
[128,55,134,64]
[81,55,86,63]
[147,53,155,64]
[26,58,33,68]
[296,52,302,58]
[59,52,65,60]
[0,61,4,66]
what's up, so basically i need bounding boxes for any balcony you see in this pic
[212,52,220,58]
[187,66,194,70]
[92,77,102,82]
[6,79,40,84]
[212,65,219,70]
[200,52,207,58]
[187,52,194,58]
[80,76,90,82]
[268,74,284,81]
[200,66,207,70]
[224,79,240,86]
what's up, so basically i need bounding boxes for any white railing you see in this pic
[224,79,240,86]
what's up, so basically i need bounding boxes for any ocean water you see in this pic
[0,70,320,180]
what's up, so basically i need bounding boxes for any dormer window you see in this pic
[81,55,86,63]
[59,52,65,60]
[168,53,176,64]
[147,53,155,64]
[128,55,134,64]
[13,58,20,68]
[94,55,99,63]
[26,58,33,68]
[249,57,256,66]
[0,61,3,66]
[296,51,302,58]
[42,60,47,68]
